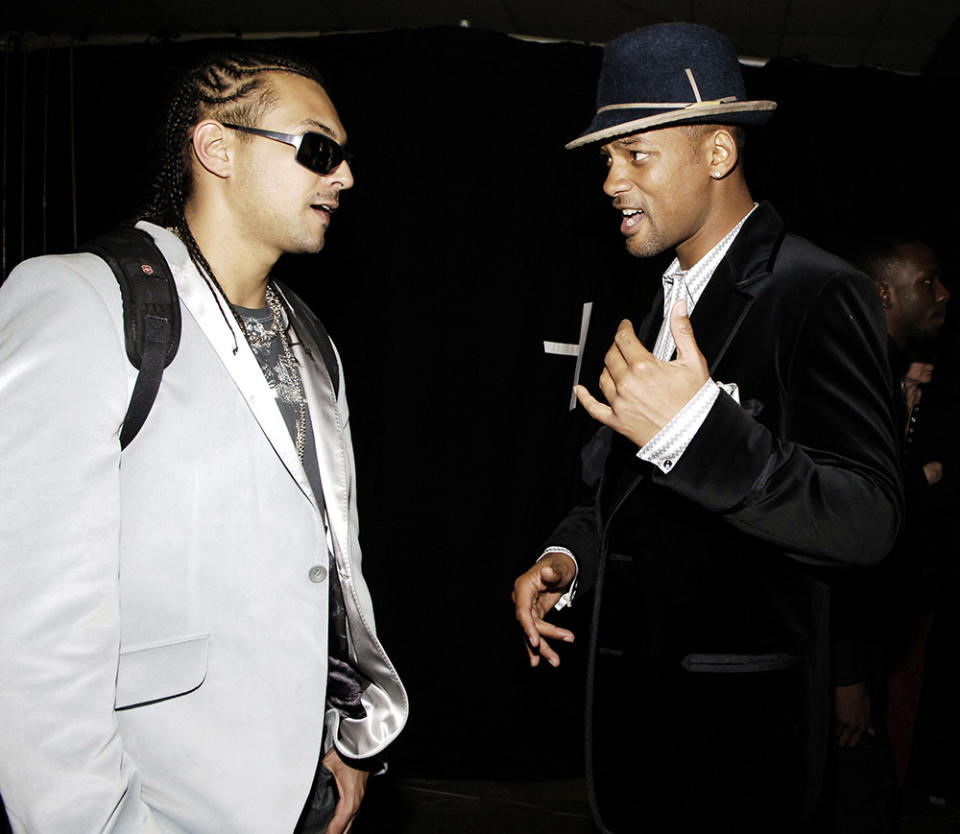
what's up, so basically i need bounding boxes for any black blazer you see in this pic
[549,203,902,832]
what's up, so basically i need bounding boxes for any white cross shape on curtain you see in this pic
[543,301,593,411]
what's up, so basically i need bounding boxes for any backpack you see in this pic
[82,227,340,449]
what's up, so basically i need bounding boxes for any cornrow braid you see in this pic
[140,52,326,350]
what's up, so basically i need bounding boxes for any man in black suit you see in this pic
[512,23,902,833]
[814,240,950,832]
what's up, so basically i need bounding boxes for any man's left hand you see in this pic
[321,747,370,834]
[575,299,709,447]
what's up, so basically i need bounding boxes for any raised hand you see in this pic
[575,299,709,447]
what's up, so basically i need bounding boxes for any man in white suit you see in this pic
[0,53,407,834]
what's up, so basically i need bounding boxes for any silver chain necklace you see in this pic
[239,286,285,345]
[241,285,308,462]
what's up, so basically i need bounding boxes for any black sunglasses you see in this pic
[220,123,350,175]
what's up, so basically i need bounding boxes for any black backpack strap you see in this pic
[82,227,181,449]
[274,281,340,398]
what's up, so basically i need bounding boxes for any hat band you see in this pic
[598,95,737,114]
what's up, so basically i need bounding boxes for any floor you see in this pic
[355,777,594,833]
[354,778,960,833]
[3,779,958,832]
[900,790,960,834]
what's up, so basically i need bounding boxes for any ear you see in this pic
[875,281,893,310]
[706,127,739,180]
[191,119,233,179]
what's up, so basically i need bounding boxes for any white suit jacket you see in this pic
[0,224,407,833]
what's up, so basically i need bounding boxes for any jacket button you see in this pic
[308,565,328,583]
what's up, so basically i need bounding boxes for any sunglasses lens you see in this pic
[298,132,345,175]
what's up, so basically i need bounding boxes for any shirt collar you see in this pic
[661,203,758,317]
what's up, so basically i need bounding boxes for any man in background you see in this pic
[850,239,951,808]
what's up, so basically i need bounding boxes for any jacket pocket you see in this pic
[680,651,802,674]
[115,633,210,709]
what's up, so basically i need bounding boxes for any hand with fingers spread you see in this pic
[512,551,577,667]
[321,747,370,834]
[575,299,710,448]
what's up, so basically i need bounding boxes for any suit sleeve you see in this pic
[656,269,902,567]
[0,258,164,832]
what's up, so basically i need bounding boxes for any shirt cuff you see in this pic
[538,548,579,610]
[637,379,722,474]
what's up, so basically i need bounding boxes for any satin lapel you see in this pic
[169,259,318,513]
[688,257,755,375]
[284,298,351,568]
[688,202,787,373]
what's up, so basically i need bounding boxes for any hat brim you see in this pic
[565,100,777,149]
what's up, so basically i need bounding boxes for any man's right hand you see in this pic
[512,552,577,667]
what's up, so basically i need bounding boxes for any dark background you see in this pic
[2,26,959,786]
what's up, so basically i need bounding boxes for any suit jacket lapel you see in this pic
[688,203,785,374]
[143,223,319,513]
[688,257,754,375]
[285,299,352,566]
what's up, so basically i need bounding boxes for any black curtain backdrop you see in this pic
[1,27,958,783]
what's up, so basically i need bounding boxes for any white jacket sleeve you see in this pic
[0,255,164,832]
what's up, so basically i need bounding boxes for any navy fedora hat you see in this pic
[566,23,776,149]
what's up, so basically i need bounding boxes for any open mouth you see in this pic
[311,202,337,221]
[620,207,645,234]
